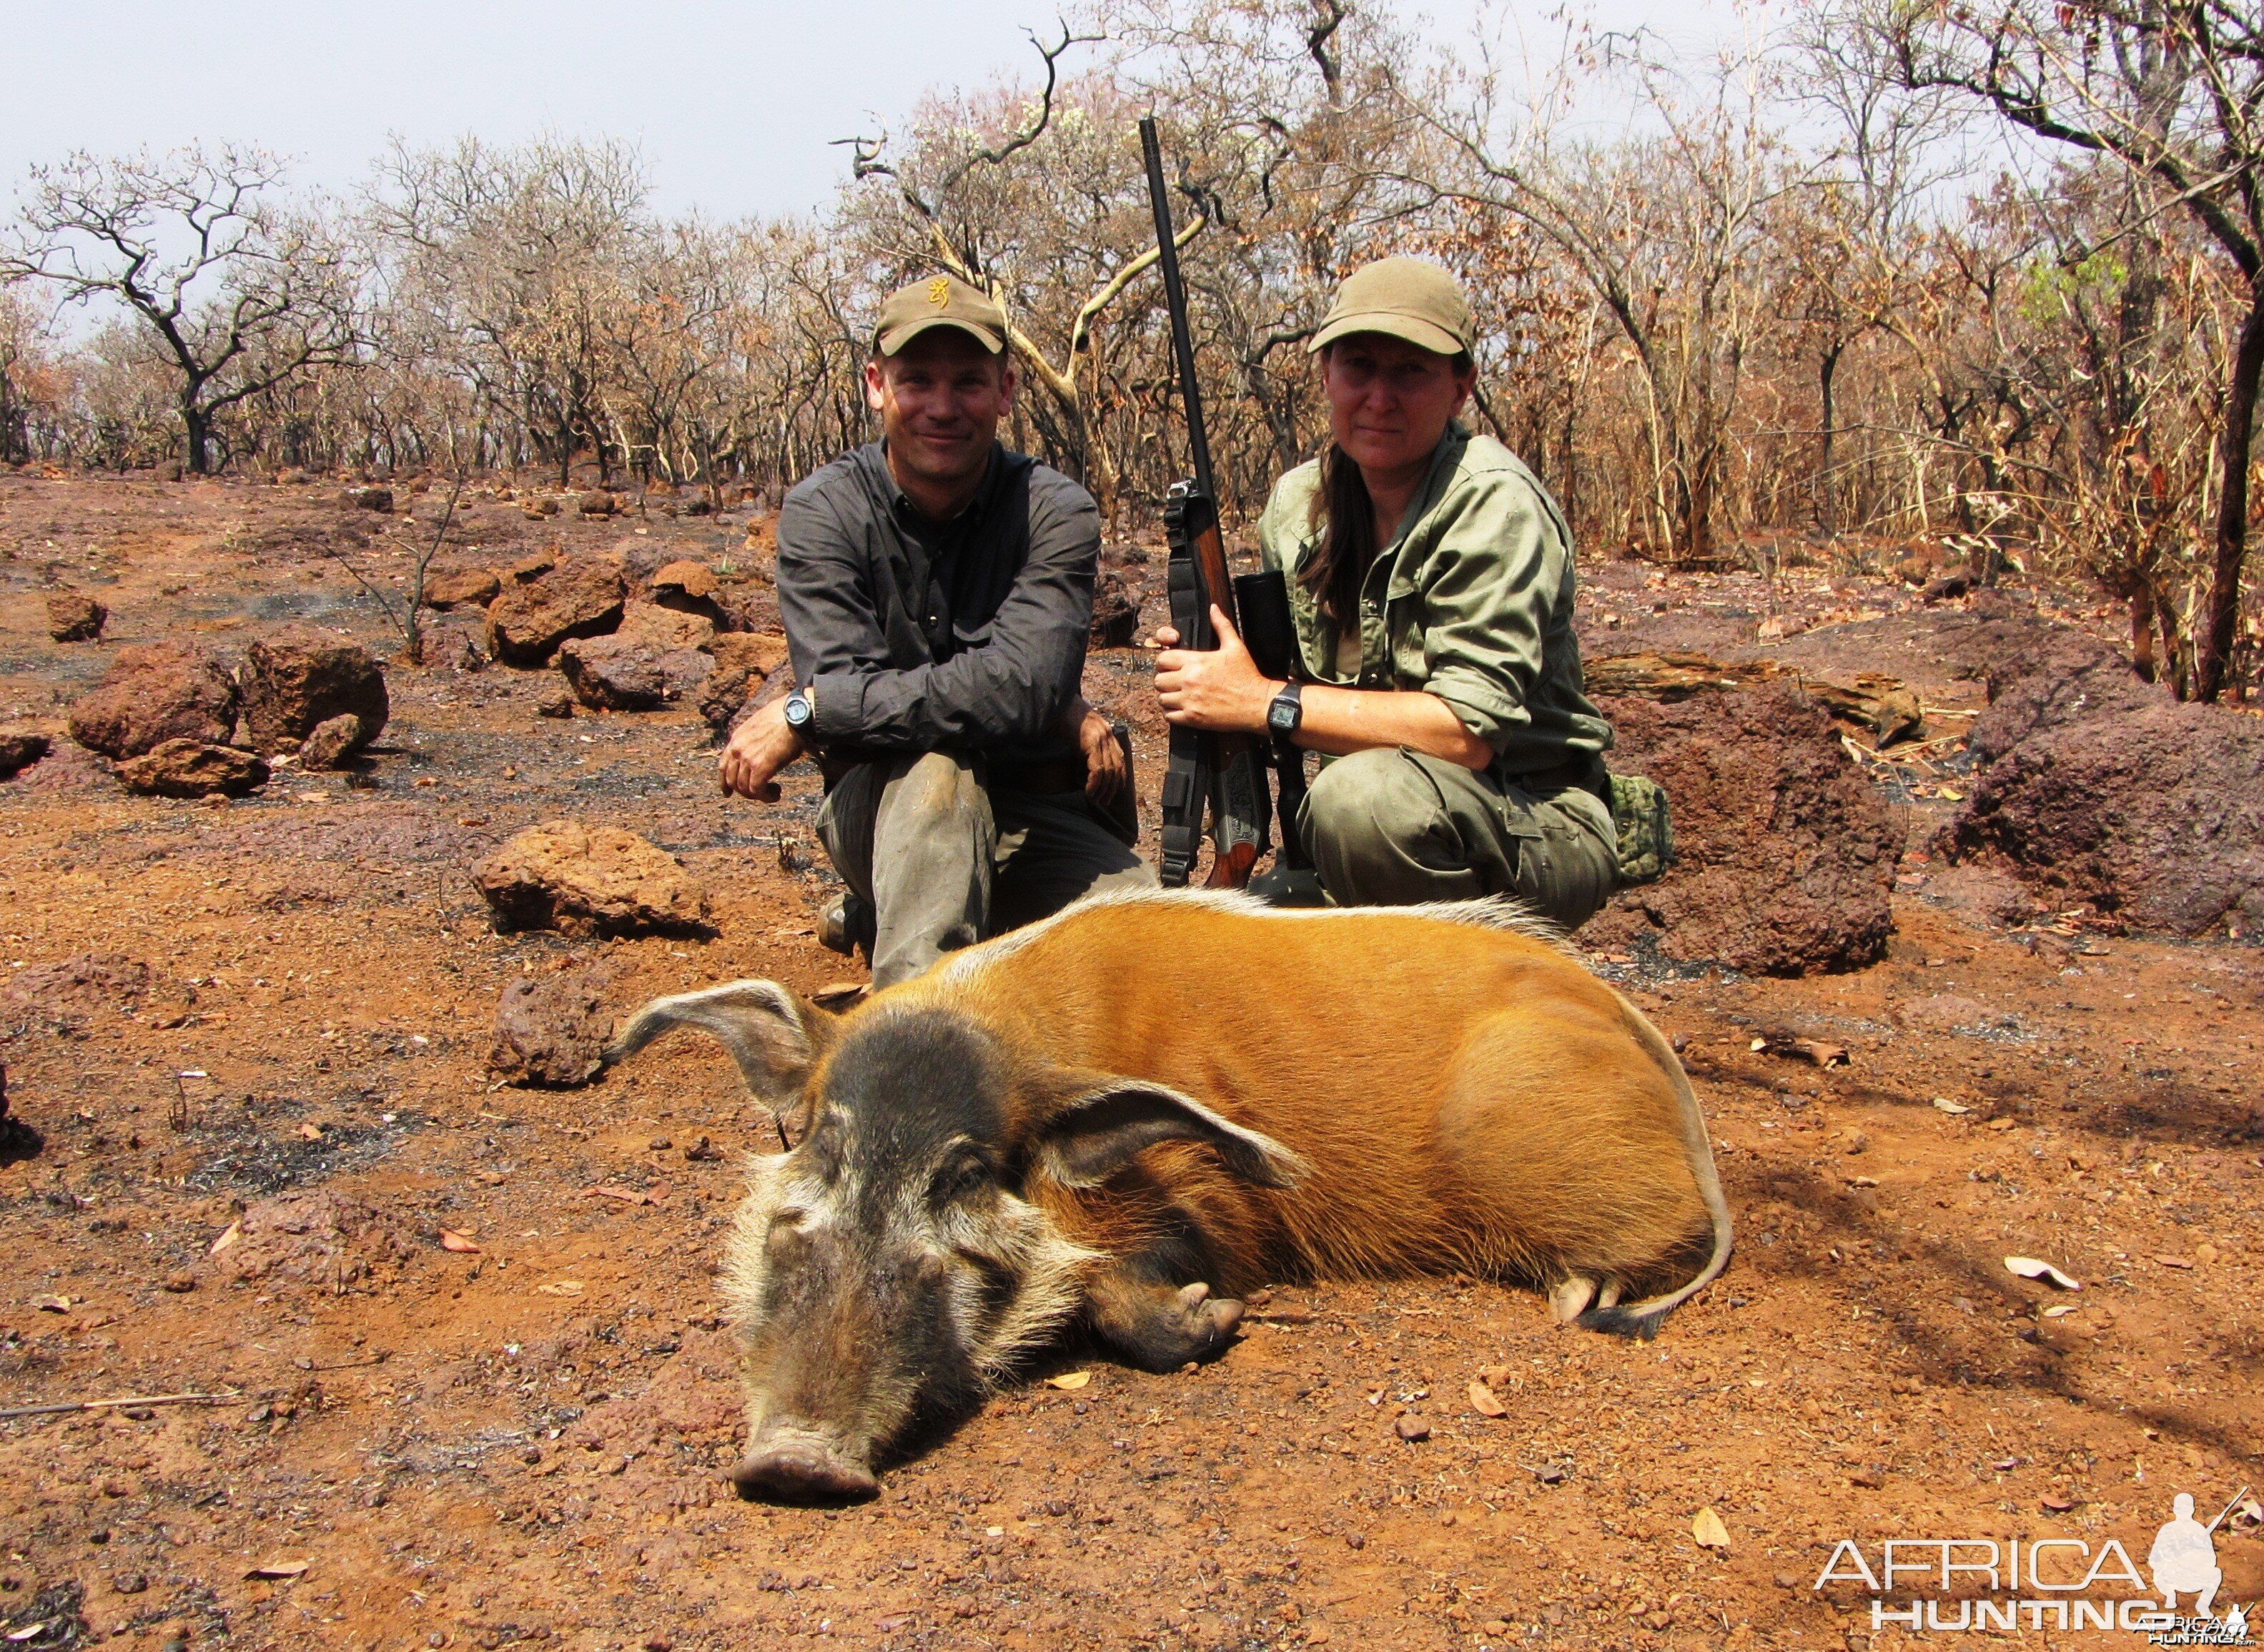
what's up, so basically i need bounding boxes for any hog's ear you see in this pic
[1031,1076,1309,1191]
[605,979,835,1104]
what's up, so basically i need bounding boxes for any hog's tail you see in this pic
[1576,997,1734,1340]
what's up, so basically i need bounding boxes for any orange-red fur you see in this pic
[881,891,1727,1317]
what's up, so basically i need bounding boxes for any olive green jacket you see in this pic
[1255,425,1612,775]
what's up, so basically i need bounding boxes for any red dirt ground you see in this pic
[0,472,2258,1652]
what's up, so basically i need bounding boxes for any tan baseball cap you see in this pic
[1308,257,1475,357]
[875,274,1008,356]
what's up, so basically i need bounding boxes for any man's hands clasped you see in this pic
[718,691,1131,807]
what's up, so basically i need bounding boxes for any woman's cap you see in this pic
[876,274,1008,356]
[1308,257,1474,357]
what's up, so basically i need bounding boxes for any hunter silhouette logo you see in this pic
[2152,1493,2228,1614]
[926,277,950,307]
[2145,1488,2254,1648]
[1814,1484,2255,1641]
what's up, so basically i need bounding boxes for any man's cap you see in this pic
[876,274,1008,356]
[1308,257,1475,357]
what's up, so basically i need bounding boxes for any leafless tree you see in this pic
[1395,28,1797,563]
[1837,0,2264,696]
[1,144,363,473]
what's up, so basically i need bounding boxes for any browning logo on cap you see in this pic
[877,273,1009,356]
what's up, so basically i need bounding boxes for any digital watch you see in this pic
[1265,681,1303,738]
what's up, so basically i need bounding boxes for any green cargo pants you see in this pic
[1297,746,1617,931]
[816,751,1156,989]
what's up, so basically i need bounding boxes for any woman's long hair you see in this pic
[1302,441,1378,627]
[1299,345,1475,625]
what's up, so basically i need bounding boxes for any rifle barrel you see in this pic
[1138,116,1217,508]
[2205,1484,2250,1533]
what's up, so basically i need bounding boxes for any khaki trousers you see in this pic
[816,751,1156,989]
[1298,747,1617,932]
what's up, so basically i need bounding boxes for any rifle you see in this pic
[1139,116,1313,894]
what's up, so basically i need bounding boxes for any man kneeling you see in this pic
[718,275,1153,986]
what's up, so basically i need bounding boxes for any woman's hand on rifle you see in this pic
[1153,605,1282,734]
[1155,604,1492,771]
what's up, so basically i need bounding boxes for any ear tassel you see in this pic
[606,979,826,1107]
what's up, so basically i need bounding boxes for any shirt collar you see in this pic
[881,440,1003,528]
[1393,422,1470,551]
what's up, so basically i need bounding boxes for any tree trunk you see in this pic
[1559,400,1578,540]
[2195,283,2264,703]
[1676,432,1716,564]
[2162,598,2190,702]
[1816,344,1842,536]
[182,400,212,475]
[2128,583,2157,683]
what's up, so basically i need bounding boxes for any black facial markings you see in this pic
[816,1009,1011,1221]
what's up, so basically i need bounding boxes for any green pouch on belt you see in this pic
[1607,771,1674,887]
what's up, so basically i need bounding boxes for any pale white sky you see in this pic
[0,0,1757,220]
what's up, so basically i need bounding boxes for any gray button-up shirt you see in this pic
[776,441,1099,768]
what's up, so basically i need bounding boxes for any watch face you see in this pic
[784,693,812,729]
[1268,688,1300,734]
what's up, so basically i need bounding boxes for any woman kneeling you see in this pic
[1153,257,1618,931]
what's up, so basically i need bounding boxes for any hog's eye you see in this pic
[931,1155,992,1205]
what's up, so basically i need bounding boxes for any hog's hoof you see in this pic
[1107,1281,1246,1372]
[731,1439,879,1505]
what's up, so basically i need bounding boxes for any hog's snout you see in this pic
[731,1431,879,1504]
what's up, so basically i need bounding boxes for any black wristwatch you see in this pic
[783,687,816,735]
[1265,681,1303,737]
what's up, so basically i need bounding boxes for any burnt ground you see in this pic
[0,471,2259,1652]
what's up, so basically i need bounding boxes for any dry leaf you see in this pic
[30,1294,71,1312]
[2155,1255,2193,1270]
[6,1626,49,1643]
[438,1228,481,1253]
[588,1185,647,1205]
[208,1221,242,1256]
[1044,1370,1092,1390]
[534,1280,584,1297]
[244,1560,308,1580]
[1692,1507,1731,1550]
[1467,1380,1508,1418]
[2005,1256,2082,1290]
[2042,1304,2078,1318]
[295,1122,324,1141]
[1932,1099,1972,1115]
[1847,1175,1880,1188]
